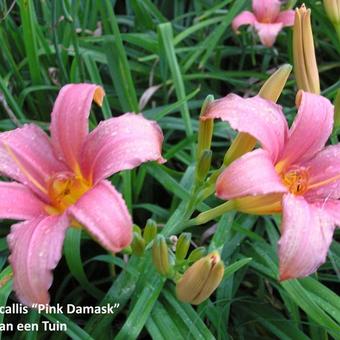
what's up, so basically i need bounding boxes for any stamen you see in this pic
[47,172,91,213]
[3,142,48,195]
[282,167,309,195]
[307,173,340,190]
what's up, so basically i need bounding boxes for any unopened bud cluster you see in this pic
[150,230,225,305]
[128,219,158,256]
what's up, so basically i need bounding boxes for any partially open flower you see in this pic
[176,252,224,305]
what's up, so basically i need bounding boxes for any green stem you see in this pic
[162,182,204,236]
[335,25,340,47]
[186,200,235,227]
[195,166,224,201]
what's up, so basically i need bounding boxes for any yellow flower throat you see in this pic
[282,167,309,195]
[45,172,91,215]
[4,142,92,216]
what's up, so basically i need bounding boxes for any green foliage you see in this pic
[0,0,339,339]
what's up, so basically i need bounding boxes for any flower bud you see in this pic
[258,64,292,103]
[223,64,292,166]
[152,235,171,276]
[176,233,191,261]
[143,219,157,244]
[197,95,214,160]
[187,247,206,263]
[133,224,142,235]
[131,231,145,256]
[121,245,133,255]
[196,149,212,183]
[176,252,224,305]
[324,0,340,25]
[223,133,257,167]
[293,4,320,94]
[285,0,297,9]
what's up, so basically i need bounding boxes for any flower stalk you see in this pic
[185,200,235,227]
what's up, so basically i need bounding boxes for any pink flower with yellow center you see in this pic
[203,90,340,280]
[232,0,295,47]
[0,84,164,306]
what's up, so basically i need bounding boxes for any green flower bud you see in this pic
[152,235,171,276]
[197,95,214,160]
[122,245,132,255]
[176,233,191,261]
[143,219,158,244]
[187,247,206,263]
[258,64,292,102]
[176,252,224,305]
[285,0,297,10]
[196,149,212,183]
[133,224,142,235]
[131,232,145,256]
[324,0,340,26]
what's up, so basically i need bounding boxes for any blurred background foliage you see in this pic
[0,0,339,339]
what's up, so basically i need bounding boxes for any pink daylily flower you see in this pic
[232,0,295,47]
[203,90,340,280]
[0,84,164,306]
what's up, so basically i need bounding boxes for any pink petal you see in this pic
[0,125,65,200]
[278,194,335,280]
[80,113,165,183]
[252,0,281,22]
[276,10,295,27]
[0,182,45,220]
[280,92,334,167]
[50,84,105,172]
[254,22,283,47]
[304,145,340,200]
[319,200,340,228]
[232,11,257,32]
[203,94,288,162]
[68,180,132,252]
[216,149,287,200]
[7,214,69,306]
